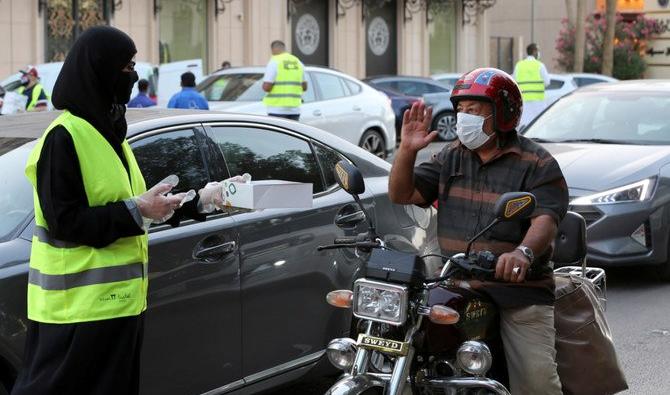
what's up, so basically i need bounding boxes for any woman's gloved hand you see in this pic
[197,173,251,213]
[135,183,187,221]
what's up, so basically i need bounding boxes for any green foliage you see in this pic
[555,13,668,79]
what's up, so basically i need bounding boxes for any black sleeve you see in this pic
[164,194,206,227]
[36,126,144,248]
[527,154,569,225]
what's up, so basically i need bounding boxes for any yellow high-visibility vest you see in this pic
[515,58,545,102]
[25,111,148,323]
[263,52,304,108]
[17,84,48,111]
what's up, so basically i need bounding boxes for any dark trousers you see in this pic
[11,314,145,395]
[268,113,300,121]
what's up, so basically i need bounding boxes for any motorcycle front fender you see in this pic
[324,374,386,395]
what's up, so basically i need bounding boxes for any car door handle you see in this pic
[313,110,322,116]
[193,241,236,260]
[335,210,366,228]
[353,105,361,111]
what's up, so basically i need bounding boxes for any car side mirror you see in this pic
[493,192,536,222]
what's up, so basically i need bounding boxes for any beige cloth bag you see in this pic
[554,274,628,395]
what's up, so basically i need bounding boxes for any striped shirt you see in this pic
[414,133,568,307]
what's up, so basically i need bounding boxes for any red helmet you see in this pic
[449,68,522,132]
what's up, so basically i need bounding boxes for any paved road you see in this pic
[271,142,670,394]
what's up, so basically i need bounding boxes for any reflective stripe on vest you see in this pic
[263,52,304,108]
[24,111,149,324]
[515,59,545,102]
[18,84,47,111]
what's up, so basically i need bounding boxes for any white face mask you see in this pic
[456,113,492,150]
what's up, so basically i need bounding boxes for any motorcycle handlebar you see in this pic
[317,241,382,251]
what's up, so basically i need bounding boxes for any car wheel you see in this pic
[360,129,386,159]
[433,111,457,141]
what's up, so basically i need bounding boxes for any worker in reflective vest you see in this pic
[17,66,49,112]
[513,43,550,127]
[11,27,190,395]
[262,40,307,121]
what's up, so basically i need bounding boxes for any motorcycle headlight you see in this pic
[353,279,408,326]
[326,338,358,371]
[571,178,654,205]
[456,341,492,376]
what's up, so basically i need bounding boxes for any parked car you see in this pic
[523,80,670,278]
[198,66,396,158]
[566,73,618,88]
[0,109,438,395]
[364,75,456,141]
[367,85,420,142]
[545,73,579,106]
[431,72,463,88]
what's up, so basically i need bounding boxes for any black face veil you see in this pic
[52,26,138,148]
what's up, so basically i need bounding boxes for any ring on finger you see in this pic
[512,265,521,275]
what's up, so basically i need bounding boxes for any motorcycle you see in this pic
[320,161,609,395]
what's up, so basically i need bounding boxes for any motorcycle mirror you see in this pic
[464,192,536,257]
[493,192,536,222]
[334,160,365,196]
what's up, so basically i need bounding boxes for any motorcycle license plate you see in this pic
[357,334,409,356]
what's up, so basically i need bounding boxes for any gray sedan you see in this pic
[523,80,670,278]
[0,109,437,395]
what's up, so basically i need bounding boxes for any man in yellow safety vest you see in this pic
[513,43,550,127]
[17,66,49,112]
[262,40,307,121]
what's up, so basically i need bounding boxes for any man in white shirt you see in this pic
[262,40,307,121]
[513,43,550,127]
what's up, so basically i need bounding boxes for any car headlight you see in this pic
[353,279,408,326]
[570,178,654,205]
[326,338,358,371]
[456,341,492,376]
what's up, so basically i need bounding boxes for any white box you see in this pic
[221,180,313,209]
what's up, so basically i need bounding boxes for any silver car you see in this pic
[523,80,670,278]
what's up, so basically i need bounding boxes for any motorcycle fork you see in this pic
[386,315,422,395]
[351,321,374,376]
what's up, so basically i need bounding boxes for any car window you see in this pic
[0,139,35,242]
[314,72,347,100]
[524,93,670,144]
[313,141,347,190]
[208,126,324,193]
[344,79,362,95]
[198,73,265,101]
[303,72,316,103]
[547,79,564,90]
[575,77,601,87]
[131,128,210,194]
[395,81,446,96]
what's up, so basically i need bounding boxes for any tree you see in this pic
[602,0,617,76]
[574,0,586,72]
[565,0,575,28]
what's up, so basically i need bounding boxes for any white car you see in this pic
[198,66,396,158]
[545,74,579,106]
[566,73,618,88]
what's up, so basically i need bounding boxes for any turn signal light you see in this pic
[429,305,460,325]
[326,290,353,308]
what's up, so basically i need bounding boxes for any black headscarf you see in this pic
[52,26,138,149]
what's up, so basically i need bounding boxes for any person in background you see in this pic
[17,66,49,112]
[221,61,231,70]
[262,40,307,121]
[167,72,209,110]
[513,43,550,127]
[127,79,156,108]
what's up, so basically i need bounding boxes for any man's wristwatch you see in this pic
[515,245,534,264]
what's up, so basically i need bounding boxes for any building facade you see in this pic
[645,0,670,78]
[0,0,498,81]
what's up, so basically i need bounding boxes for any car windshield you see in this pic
[198,73,265,101]
[0,138,35,241]
[524,92,670,145]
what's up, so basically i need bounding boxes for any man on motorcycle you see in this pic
[388,68,568,394]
